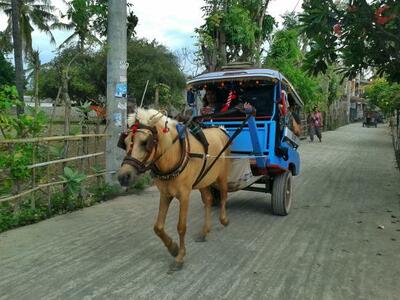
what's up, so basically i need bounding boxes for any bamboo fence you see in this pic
[0,133,112,208]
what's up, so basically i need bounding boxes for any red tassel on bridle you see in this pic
[221,90,237,112]
[163,119,169,133]
[130,121,140,134]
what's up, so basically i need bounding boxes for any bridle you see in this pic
[118,122,190,180]
[118,122,160,174]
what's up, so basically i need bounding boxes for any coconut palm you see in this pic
[53,0,102,50]
[26,49,41,110]
[0,0,58,54]
[1,0,58,111]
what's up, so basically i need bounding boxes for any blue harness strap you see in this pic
[176,123,186,140]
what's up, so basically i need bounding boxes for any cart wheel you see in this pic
[271,171,293,216]
[210,187,220,207]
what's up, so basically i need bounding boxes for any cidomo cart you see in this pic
[186,66,303,216]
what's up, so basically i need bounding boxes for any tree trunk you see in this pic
[11,0,24,115]
[35,69,39,111]
[155,84,159,107]
[62,69,71,158]
[217,30,227,69]
[254,0,270,66]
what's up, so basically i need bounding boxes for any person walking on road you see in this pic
[308,107,323,142]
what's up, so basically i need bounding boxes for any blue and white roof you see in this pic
[187,68,304,107]
[187,68,281,84]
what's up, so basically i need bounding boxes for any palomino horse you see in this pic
[117,108,231,271]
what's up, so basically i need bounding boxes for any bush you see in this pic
[0,201,48,233]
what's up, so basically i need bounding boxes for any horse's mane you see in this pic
[128,108,177,131]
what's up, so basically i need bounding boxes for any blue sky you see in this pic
[0,0,303,64]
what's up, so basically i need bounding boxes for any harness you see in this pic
[119,123,192,181]
[118,107,253,185]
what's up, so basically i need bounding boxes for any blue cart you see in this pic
[187,68,303,215]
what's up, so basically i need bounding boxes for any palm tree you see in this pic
[9,0,24,115]
[54,0,102,50]
[1,0,58,112]
[26,49,40,110]
[0,0,58,54]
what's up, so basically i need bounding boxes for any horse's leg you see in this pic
[217,176,229,226]
[195,187,212,242]
[169,191,190,272]
[153,193,179,257]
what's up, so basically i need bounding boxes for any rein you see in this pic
[120,123,189,180]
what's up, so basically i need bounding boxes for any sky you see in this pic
[0,0,303,64]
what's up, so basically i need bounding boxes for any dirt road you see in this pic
[0,123,399,300]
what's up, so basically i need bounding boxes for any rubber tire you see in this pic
[271,171,293,216]
[210,187,221,207]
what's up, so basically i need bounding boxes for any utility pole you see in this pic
[106,0,127,184]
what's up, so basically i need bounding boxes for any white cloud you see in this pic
[131,0,204,49]
[1,0,303,62]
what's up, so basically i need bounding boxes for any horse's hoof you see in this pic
[168,242,179,257]
[168,261,184,273]
[220,218,229,226]
[194,234,207,243]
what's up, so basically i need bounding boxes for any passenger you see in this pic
[289,106,302,137]
[200,89,219,115]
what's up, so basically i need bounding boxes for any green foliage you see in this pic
[265,29,324,110]
[0,0,58,54]
[0,85,22,135]
[54,0,138,48]
[0,202,48,232]
[0,86,46,136]
[38,48,102,104]
[60,167,87,195]
[0,85,48,195]
[132,173,152,191]
[88,183,119,203]
[365,78,400,114]
[38,41,186,108]
[0,181,121,233]
[196,0,276,69]
[126,39,186,107]
[15,108,48,137]
[266,29,301,65]
[0,51,14,86]
[0,32,13,53]
[300,0,400,82]
[56,0,102,49]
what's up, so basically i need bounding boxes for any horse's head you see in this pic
[116,109,174,186]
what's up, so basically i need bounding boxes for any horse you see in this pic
[117,108,231,271]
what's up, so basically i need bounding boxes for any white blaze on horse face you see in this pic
[129,131,152,160]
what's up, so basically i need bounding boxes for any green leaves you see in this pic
[0,85,23,137]
[60,166,87,195]
[197,0,276,69]
[0,51,14,85]
[365,78,400,113]
[300,0,400,82]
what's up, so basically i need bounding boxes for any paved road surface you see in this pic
[1,123,399,300]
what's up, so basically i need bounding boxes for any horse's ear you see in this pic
[117,133,128,150]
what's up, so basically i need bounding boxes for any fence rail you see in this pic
[0,133,109,144]
[0,133,110,207]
